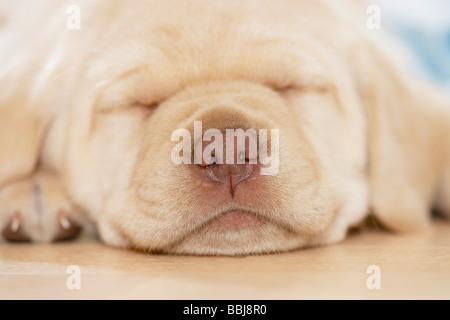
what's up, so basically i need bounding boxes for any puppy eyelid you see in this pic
[134,101,160,109]
[95,100,159,115]
[275,79,330,96]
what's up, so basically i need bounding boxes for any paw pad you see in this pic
[54,211,81,241]
[2,212,31,242]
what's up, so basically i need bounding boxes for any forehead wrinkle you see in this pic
[94,32,338,110]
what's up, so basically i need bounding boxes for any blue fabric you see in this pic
[380,0,450,92]
[394,22,450,91]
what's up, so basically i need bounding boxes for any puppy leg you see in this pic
[0,94,85,242]
[0,170,86,242]
[0,102,47,188]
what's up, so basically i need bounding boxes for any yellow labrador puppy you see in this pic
[0,0,449,255]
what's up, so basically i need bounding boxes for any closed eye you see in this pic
[96,99,160,115]
[273,78,330,102]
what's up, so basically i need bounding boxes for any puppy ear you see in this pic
[356,37,450,232]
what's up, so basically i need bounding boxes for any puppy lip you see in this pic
[207,210,263,232]
[187,205,300,236]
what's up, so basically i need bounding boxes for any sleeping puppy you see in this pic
[0,0,449,255]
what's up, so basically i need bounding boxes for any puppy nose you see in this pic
[195,132,258,192]
[200,162,256,190]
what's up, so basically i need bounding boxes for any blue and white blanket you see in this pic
[375,0,450,93]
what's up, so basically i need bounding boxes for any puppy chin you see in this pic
[162,222,312,256]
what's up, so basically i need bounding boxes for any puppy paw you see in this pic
[0,170,85,243]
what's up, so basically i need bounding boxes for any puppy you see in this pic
[0,0,449,255]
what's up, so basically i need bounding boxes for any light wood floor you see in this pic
[1,219,449,300]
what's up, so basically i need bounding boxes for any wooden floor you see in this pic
[1,219,449,300]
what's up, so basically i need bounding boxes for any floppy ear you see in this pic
[356,37,450,232]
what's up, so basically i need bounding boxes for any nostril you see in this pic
[198,163,227,184]
[198,163,256,191]
[237,151,245,164]
[204,155,219,167]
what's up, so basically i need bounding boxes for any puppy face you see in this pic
[50,0,370,255]
[94,81,357,255]
[5,0,447,254]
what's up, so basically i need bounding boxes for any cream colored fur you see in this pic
[0,0,449,255]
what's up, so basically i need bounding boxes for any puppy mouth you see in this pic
[159,205,305,255]
[185,204,297,236]
[207,209,263,232]
[157,206,278,248]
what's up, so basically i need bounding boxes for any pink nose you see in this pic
[195,132,258,193]
[199,162,255,191]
